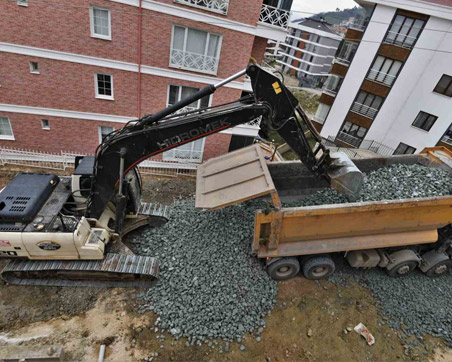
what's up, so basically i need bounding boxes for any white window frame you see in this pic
[29,61,40,74]
[0,117,15,141]
[163,84,209,162]
[89,6,112,40]
[41,119,50,130]
[94,73,114,100]
[98,125,114,143]
[169,25,223,75]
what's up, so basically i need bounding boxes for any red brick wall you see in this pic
[0,52,241,117]
[0,111,233,160]
[250,36,268,64]
[1,0,258,79]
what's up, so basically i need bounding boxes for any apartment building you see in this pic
[273,18,342,88]
[0,0,291,162]
[314,0,452,155]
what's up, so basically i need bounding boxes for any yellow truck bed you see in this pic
[197,146,452,259]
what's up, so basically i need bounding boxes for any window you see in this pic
[0,117,15,140]
[98,126,114,143]
[167,85,210,111]
[17,0,28,6]
[95,73,114,100]
[384,14,425,48]
[338,121,367,147]
[170,25,222,74]
[394,142,416,155]
[434,74,452,97]
[352,91,383,119]
[29,61,39,74]
[367,56,402,87]
[412,111,437,131]
[313,103,330,124]
[163,85,209,162]
[90,6,111,40]
[41,119,50,130]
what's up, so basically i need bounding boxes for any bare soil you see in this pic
[0,165,451,361]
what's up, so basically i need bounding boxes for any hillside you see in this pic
[310,6,366,25]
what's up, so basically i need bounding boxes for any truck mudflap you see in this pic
[0,253,159,288]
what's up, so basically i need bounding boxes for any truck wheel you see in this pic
[267,257,300,281]
[425,259,452,277]
[302,255,335,280]
[386,261,418,277]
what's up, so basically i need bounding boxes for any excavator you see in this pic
[0,64,362,287]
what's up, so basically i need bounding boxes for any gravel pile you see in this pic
[329,259,452,341]
[289,164,452,207]
[130,199,277,342]
[129,164,452,342]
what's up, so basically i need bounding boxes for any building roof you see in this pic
[292,18,338,35]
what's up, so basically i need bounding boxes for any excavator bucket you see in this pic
[325,152,363,201]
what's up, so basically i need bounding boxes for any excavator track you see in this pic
[1,253,158,288]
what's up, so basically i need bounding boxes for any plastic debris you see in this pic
[354,323,375,346]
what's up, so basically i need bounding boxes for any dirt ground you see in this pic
[1,166,452,361]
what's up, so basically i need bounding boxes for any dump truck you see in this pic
[197,146,452,280]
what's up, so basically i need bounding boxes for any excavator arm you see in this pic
[87,64,362,230]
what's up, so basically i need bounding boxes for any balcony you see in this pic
[383,30,418,49]
[334,41,358,66]
[336,132,362,147]
[366,69,397,87]
[170,49,219,75]
[323,75,343,97]
[174,0,229,14]
[441,135,452,146]
[350,102,379,119]
[258,4,290,29]
[348,16,370,32]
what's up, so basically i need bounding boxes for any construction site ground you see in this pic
[1,166,452,362]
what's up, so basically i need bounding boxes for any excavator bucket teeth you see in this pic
[325,152,363,201]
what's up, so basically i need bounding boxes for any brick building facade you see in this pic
[0,0,291,161]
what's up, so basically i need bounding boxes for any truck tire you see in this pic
[425,259,452,277]
[267,257,300,281]
[386,261,418,277]
[302,255,335,280]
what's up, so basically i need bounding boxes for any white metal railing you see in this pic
[349,16,369,31]
[323,89,337,97]
[366,69,397,87]
[259,4,290,29]
[383,30,418,49]
[174,0,229,14]
[163,149,204,163]
[336,132,362,147]
[0,147,197,177]
[351,102,379,119]
[441,136,452,146]
[170,49,219,74]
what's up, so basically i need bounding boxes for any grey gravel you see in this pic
[130,164,452,342]
[329,259,452,341]
[131,199,277,341]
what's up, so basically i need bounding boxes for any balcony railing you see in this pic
[164,148,204,163]
[441,135,452,145]
[313,116,326,124]
[383,30,418,49]
[174,0,229,14]
[259,4,290,29]
[351,102,379,119]
[170,49,219,75]
[349,16,370,32]
[335,41,358,65]
[366,69,397,87]
[336,132,362,147]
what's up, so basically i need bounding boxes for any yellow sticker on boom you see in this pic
[272,81,282,94]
